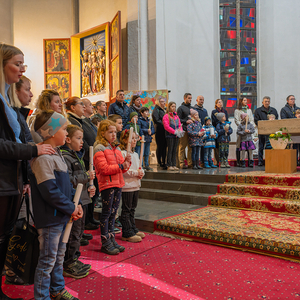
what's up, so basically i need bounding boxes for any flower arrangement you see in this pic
[269,127,291,142]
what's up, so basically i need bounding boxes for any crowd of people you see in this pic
[1,42,299,300]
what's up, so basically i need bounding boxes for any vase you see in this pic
[269,138,288,149]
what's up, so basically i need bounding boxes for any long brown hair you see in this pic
[237,97,248,110]
[96,119,117,147]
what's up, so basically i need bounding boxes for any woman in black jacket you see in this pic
[0,43,54,300]
[152,98,167,169]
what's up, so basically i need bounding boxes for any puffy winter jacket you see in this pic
[187,121,204,147]
[193,104,208,125]
[237,123,255,143]
[254,106,278,125]
[280,103,300,119]
[177,102,192,131]
[216,121,233,143]
[139,117,155,142]
[94,141,127,192]
[211,108,229,128]
[162,112,181,138]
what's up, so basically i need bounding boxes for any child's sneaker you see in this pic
[122,235,142,243]
[220,162,226,168]
[225,161,230,168]
[75,259,91,271]
[63,261,89,279]
[51,288,79,300]
[136,231,146,238]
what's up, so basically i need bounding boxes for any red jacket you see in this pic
[94,142,127,192]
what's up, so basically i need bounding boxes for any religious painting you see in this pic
[111,13,119,59]
[46,73,70,101]
[44,39,70,72]
[124,90,169,113]
[111,56,119,98]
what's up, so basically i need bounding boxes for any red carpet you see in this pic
[3,231,300,299]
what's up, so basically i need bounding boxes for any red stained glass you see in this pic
[226,100,236,107]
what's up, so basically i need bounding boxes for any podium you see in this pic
[265,149,297,173]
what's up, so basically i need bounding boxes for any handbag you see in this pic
[5,194,39,285]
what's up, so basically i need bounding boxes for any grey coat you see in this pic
[237,123,255,143]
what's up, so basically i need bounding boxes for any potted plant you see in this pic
[269,127,292,149]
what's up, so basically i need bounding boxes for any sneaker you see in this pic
[173,166,179,170]
[135,231,146,238]
[51,288,79,300]
[144,166,153,171]
[111,236,125,252]
[80,238,89,246]
[121,235,142,243]
[101,238,120,255]
[75,259,91,271]
[63,261,89,279]
[5,273,25,285]
[82,233,93,240]
[225,162,230,168]
[167,166,174,171]
[220,162,226,168]
[114,227,121,234]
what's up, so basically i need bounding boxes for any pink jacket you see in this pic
[162,112,182,137]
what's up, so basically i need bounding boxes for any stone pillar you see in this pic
[139,0,148,90]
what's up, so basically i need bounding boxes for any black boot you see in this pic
[101,237,120,255]
[236,149,241,167]
[197,160,203,169]
[241,160,246,168]
[192,161,198,170]
[249,160,254,168]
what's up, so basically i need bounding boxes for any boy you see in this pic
[216,112,233,168]
[124,112,141,156]
[60,125,96,279]
[30,110,83,300]
[108,114,123,143]
[139,107,155,171]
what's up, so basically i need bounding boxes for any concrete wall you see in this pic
[0,0,13,44]
[156,0,220,112]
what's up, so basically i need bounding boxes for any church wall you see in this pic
[13,0,75,106]
[0,0,13,44]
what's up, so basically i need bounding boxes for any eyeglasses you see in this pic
[76,102,85,106]
[7,62,28,71]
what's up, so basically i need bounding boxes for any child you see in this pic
[108,114,123,143]
[162,101,182,171]
[202,116,218,168]
[119,130,145,242]
[30,110,82,300]
[216,112,233,168]
[237,113,256,168]
[94,120,131,255]
[187,109,205,169]
[60,125,96,278]
[91,115,101,128]
[139,107,155,171]
[125,112,141,155]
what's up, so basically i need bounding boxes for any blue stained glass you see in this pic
[221,61,226,67]
[241,57,249,64]
[222,88,226,91]
[229,88,235,92]
[229,17,236,27]
[240,20,243,27]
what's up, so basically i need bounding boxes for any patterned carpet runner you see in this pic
[154,171,300,261]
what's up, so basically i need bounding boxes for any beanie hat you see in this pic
[204,116,211,124]
[130,111,138,120]
[241,113,248,120]
[216,112,225,122]
[190,109,197,116]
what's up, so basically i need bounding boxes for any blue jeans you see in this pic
[191,146,200,162]
[204,147,212,162]
[143,142,151,167]
[34,223,66,300]
[135,145,141,157]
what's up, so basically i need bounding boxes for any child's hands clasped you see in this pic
[88,170,95,180]
[245,129,250,133]
[198,131,205,137]
[138,169,144,179]
[88,185,96,197]
[71,204,83,221]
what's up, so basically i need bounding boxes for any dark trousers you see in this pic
[120,191,139,238]
[219,142,229,163]
[155,127,167,166]
[200,146,205,163]
[100,187,121,240]
[166,137,179,167]
[191,146,200,162]
[64,205,86,266]
[258,135,267,164]
[85,178,99,225]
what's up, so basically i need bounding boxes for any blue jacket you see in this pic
[193,105,208,125]
[30,149,76,229]
[187,121,204,147]
[203,125,218,148]
[216,121,233,143]
[108,100,130,126]
[211,109,229,128]
[280,103,300,119]
[139,116,155,143]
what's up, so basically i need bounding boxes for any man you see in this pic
[92,100,107,122]
[280,95,299,119]
[254,96,278,166]
[107,89,130,126]
[194,95,208,166]
[177,93,193,169]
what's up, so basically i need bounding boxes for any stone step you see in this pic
[142,178,219,193]
[139,188,211,205]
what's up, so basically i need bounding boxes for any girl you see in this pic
[236,113,256,168]
[187,109,205,169]
[162,102,182,171]
[119,130,145,242]
[94,120,131,255]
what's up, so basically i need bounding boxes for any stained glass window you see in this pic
[220,0,257,117]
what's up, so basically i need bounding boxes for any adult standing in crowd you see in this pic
[254,96,278,166]
[177,93,193,169]
[234,97,255,167]
[194,95,208,166]
[128,95,142,118]
[152,98,167,169]
[211,99,228,166]
[65,97,99,230]
[92,100,107,122]
[107,89,130,126]
[280,95,299,119]
[0,43,55,300]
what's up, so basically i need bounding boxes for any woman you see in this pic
[28,89,66,143]
[0,43,54,300]
[128,95,142,119]
[152,98,167,169]
[211,99,229,166]
[234,97,255,167]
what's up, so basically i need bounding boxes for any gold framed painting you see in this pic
[45,73,70,101]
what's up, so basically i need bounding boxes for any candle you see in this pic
[209,127,214,136]
[134,118,137,134]
[149,111,152,129]
[127,127,134,153]
[139,135,145,168]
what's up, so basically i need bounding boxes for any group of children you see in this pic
[30,110,147,300]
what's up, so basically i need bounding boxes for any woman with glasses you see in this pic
[0,43,55,300]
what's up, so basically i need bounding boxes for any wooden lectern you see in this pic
[258,119,299,174]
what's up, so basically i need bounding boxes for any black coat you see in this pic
[177,102,192,131]
[280,103,300,119]
[254,105,278,125]
[152,105,166,131]
[0,96,37,196]
[211,108,229,128]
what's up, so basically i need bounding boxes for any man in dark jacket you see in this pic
[254,96,278,166]
[107,90,130,126]
[177,93,193,168]
[280,95,299,119]
[194,95,208,165]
